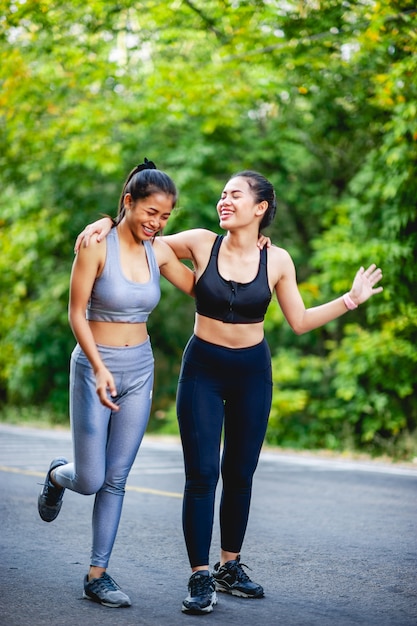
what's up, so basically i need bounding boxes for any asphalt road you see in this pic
[0,423,416,626]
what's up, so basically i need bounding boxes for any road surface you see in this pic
[0,424,416,625]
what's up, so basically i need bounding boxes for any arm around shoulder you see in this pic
[74,217,113,253]
[154,238,195,297]
[161,228,216,261]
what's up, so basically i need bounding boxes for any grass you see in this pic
[1,404,416,465]
[0,405,69,430]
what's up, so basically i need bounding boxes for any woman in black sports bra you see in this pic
[76,169,383,615]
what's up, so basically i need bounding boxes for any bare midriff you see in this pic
[88,320,149,347]
[194,313,264,349]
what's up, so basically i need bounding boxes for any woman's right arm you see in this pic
[74,220,215,266]
[160,228,216,263]
[74,217,113,253]
[72,218,196,255]
[69,239,120,410]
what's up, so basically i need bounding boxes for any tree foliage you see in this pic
[0,0,416,457]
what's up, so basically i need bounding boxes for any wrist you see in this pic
[343,292,358,311]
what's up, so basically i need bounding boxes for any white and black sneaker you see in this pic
[182,570,217,614]
[213,556,264,598]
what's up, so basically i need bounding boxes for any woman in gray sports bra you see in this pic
[76,168,383,616]
[38,160,195,608]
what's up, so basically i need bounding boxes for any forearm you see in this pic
[278,262,382,335]
[69,311,105,373]
[69,310,119,410]
[290,296,350,335]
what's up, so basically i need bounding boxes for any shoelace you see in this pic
[189,574,213,597]
[228,560,252,583]
[92,573,120,592]
[44,482,63,504]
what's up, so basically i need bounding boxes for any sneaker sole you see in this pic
[181,605,214,614]
[38,458,68,522]
[214,583,264,598]
[37,499,64,522]
[83,591,131,608]
[181,592,217,614]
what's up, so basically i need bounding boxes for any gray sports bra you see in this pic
[86,228,161,323]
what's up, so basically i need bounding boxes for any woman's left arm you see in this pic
[273,248,383,335]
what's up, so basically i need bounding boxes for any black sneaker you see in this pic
[182,571,217,614]
[213,555,264,598]
[38,457,68,522]
[83,572,131,608]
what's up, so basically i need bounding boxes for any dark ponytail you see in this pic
[231,170,277,231]
[114,158,178,226]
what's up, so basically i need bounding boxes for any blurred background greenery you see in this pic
[1,0,416,459]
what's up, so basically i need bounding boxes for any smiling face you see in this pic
[216,176,267,232]
[124,192,174,241]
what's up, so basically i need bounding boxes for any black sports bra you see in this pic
[195,235,272,324]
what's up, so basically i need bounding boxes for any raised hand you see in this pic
[349,264,383,306]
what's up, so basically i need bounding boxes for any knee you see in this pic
[101,477,127,496]
[222,466,253,491]
[76,474,105,496]
[185,466,219,495]
[98,467,129,495]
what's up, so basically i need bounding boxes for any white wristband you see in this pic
[343,293,358,310]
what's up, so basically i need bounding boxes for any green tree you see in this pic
[0,0,415,457]
[266,1,417,457]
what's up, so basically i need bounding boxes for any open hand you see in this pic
[349,264,383,305]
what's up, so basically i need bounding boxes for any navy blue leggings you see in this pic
[176,335,273,567]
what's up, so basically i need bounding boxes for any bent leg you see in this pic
[54,344,110,494]
[90,341,154,568]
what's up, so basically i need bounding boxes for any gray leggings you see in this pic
[54,339,154,568]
